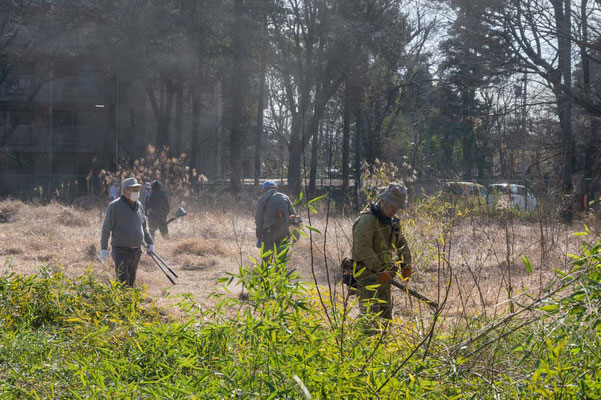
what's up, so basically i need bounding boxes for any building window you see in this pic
[0,154,17,171]
[6,76,35,94]
[53,111,91,128]
[0,152,34,173]
[7,110,34,126]
[62,78,84,97]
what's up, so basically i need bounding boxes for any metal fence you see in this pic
[0,173,103,202]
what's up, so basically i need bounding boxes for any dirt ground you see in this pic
[0,198,589,318]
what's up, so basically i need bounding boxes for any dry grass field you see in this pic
[0,197,590,319]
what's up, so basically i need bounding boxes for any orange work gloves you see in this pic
[379,271,391,284]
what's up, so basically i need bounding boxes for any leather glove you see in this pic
[99,249,109,261]
[256,239,262,248]
[148,244,155,253]
[401,267,412,280]
[379,271,391,284]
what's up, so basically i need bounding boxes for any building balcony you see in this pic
[1,125,102,154]
[0,125,48,152]
[53,126,100,153]
[5,125,39,144]
[1,75,104,105]
[58,77,103,103]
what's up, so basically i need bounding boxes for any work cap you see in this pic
[380,183,407,209]
[121,177,142,191]
[262,180,277,190]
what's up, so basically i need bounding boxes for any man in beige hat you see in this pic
[100,177,154,287]
[351,182,412,329]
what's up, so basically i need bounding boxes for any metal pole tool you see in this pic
[390,279,439,311]
[148,250,178,285]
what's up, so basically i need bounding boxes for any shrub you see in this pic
[2,231,601,398]
[97,145,208,200]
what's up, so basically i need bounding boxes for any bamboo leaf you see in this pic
[308,195,325,204]
[522,255,533,274]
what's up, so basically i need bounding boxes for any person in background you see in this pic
[255,180,297,261]
[109,182,119,201]
[100,177,154,287]
[146,180,170,239]
[140,182,151,213]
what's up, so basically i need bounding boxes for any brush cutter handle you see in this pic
[390,279,438,311]
[167,207,187,225]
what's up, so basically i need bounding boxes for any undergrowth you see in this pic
[1,235,601,398]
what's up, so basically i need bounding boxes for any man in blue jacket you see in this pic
[255,180,297,260]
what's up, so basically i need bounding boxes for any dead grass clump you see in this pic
[25,240,45,252]
[56,208,87,227]
[181,257,218,271]
[71,195,106,211]
[27,224,55,238]
[0,247,23,256]
[85,244,97,260]
[0,200,22,223]
[172,239,229,257]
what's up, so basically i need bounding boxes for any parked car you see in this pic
[487,183,538,212]
[442,182,488,208]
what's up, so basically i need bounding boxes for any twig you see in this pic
[454,261,597,354]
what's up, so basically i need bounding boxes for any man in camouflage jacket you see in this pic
[352,183,412,323]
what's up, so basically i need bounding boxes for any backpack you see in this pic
[341,257,358,289]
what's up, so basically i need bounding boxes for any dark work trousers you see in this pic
[149,217,169,238]
[262,223,292,263]
[112,247,142,287]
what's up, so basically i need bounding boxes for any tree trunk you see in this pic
[581,0,593,210]
[287,127,303,196]
[189,0,205,175]
[308,122,321,196]
[354,103,364,207]
[552,0,573,220]
[229,0,246,194]
[190,83,200,171]
[557,0,573,193]
[174,77,184,156]
[287,92,311,197]
[342,78,351,192]
[254,10,268,188]
[146,74,175,153]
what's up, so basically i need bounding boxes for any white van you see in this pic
[487,183,538,212]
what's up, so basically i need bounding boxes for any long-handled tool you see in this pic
[148,250,178,285]
[149,250,178,278]
[167,207,187,225]
[391,279,439,311]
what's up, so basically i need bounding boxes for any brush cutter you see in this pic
[167,207,187,224]
[390,279,439,311]
[148,250,178,285]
